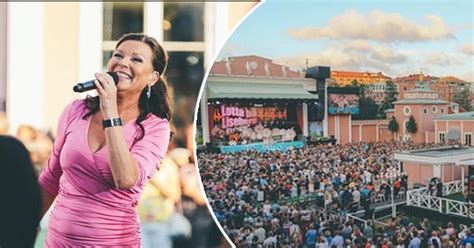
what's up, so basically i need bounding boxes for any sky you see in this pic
[218,0,474,81]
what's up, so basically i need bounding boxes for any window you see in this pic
[403,106,411,116]
[465,133,472,146]
[163,3,204,42]
[102,2,144,70]
[440,108,444,114]
[439,132,446,144]
[423,108,427,114]
[103,3,144,41]
[432,105,437,113]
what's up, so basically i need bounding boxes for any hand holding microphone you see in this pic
[73,72,119,93]
[73,72,120,119]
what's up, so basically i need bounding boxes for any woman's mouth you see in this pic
[115,71,132,81]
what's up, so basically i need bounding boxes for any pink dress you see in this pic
[39,100,170,247]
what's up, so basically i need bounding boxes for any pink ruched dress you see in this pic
[39,100,170,247]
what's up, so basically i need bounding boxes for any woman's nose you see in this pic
[116,57,131,68]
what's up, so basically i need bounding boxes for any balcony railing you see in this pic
[407,180,472,219]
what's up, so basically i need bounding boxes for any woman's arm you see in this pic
[93,73,138,189]
[104,126,138,189]
[38,101,77,217]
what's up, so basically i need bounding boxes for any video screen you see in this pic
[328,93,359,114]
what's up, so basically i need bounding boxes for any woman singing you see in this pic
[39,33,172,247]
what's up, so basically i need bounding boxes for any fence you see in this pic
[407,180,472,218]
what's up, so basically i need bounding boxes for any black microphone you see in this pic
[73,72,119,93]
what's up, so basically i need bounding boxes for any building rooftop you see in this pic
[434,111,474,120]
[393,99,449,105]
[210,55,304,79]
[437,76,468,84]
[331,70,391,80]
[394,146,474,165]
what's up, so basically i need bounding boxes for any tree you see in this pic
[330,81,342,87]
[354,95,379,120]
[380,81,398,114]
[350,79,359,87]
[453,87,472,111]
[405,116,417,133]
[388,116,399,133]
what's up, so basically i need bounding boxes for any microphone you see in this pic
[73,72,119,93]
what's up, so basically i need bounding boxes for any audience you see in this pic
[199,141,472,247]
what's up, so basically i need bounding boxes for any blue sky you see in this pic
[219,0,474,80]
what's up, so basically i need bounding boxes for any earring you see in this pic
[146,84,151,99]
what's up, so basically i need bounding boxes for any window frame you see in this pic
[465,132,472,146]
[403,106,411,116]
[438,131,446,144]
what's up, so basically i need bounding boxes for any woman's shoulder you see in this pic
[61,99,88,123]
[141,114,170,128]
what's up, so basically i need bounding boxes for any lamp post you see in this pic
[382,167,400,218]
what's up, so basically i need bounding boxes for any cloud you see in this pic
[461,44,474,56]
[274,42,407,76]
[288,10,454,42]
[424,52,464,66]
[461,70,474,82]
[371,45,408,63]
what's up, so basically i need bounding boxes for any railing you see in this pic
[346,213,369,227]
[407,180,472,218]
[446,198,474,219]
[443,180,464,196]
[407,187,442,212]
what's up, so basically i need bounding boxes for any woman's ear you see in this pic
[150,71,160,86]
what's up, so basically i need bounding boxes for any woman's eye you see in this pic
[132,57,143,62]
[113,53,123,58]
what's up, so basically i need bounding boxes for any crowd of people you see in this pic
[198,141,474,247]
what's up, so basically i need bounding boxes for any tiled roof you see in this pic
[330,70,391,80]
[210,55,304,79]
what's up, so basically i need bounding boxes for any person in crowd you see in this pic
[0,112,8,134]
[0,136,41,247]
[16,124,54,175]
[462,229,474,247]
[428,231,441,248]
[38,33,172,246]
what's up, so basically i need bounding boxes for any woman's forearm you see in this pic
[105,126,138,189]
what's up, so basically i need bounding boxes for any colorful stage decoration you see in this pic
[210,104,296,146]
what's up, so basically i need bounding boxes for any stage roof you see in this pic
[394,146,474,165]
[206,80,318,99]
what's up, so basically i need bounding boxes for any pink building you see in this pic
[434,111,474,146]
[392,84,449,143]
[395,112,474,185]
[395,147,473,185]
